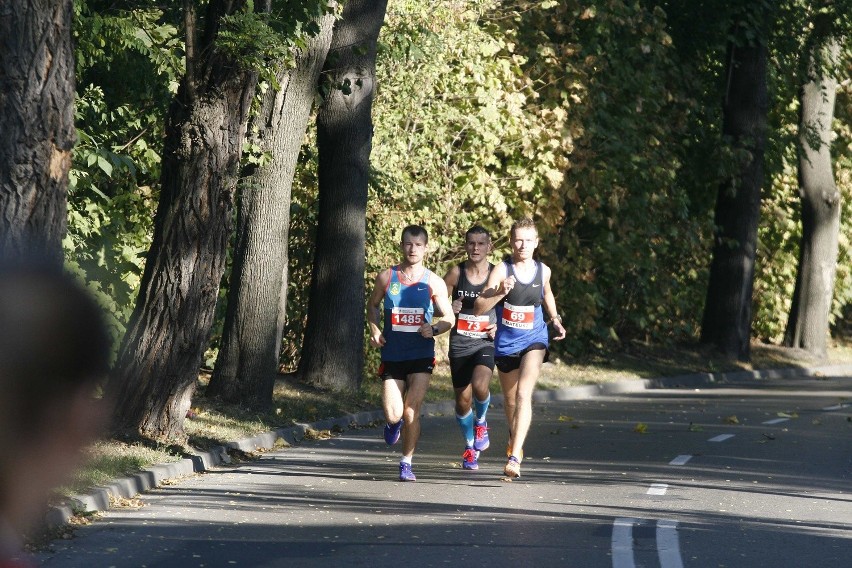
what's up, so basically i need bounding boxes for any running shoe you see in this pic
[505,442,523,462]
[399,461,416,482]
[504,455,521,478]
[384,419,403,445]
[462,446,479,470]
[473,421,490,452]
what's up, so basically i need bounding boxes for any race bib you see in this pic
[391,307,425,332]
[456,313,490,338]
[501,302,534,329]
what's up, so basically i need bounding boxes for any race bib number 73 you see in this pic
[501,302,534,329]
[391,307,425,332]
[457,313,490,338]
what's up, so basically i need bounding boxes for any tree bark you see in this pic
[700,40,769,361]
[0,0,75,264]
[784,38,841,357]
[105,0,263,440]
[207,11,335,407]
[297,0,389,391]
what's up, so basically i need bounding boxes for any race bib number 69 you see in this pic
[501,302,534,329]
[391,307,425,332]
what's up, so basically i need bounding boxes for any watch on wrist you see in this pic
[549,315,562,325]
[432,325,440,336]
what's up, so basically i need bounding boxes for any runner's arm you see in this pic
[443,264,462,314]
[473,262,510,316]
[367,270,390,347]
[423,275,455,337]
[541,264,566,341]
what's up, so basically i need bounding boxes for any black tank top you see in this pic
[449,262,495,357]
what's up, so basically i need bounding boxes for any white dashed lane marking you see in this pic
[708,434,734,442]
[647,483,668,496]
[762,417,790,425]
[611,518,685,568]
[668,454,692,465]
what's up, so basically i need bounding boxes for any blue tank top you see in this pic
[382,266,435,361]
[495,260,548,356]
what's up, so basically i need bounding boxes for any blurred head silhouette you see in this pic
[0,258,111,559]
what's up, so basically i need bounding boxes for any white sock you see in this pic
[400,456,412,465]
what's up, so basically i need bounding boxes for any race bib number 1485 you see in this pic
[391,307,425,332]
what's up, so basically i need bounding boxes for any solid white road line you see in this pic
[611,518,637,568]
[669,454,692,465]
[822,403,849,411]
[762,418,790,425]
[647,483,669,496]
[656,519,685,568]
[708,434,734,442]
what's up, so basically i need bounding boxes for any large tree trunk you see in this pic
[784,38,841,357]
[207,11,335,407]
[297,0,389,391]
[700,40,769,361]
[0,0,75,264]
[105,0,263,440]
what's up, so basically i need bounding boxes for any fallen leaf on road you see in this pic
[558,415,574,422]
[633,422,649,434]
[777,411,798,418]
[724,415,739,424]
[688,422,704,432]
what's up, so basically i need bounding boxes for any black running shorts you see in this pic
[449,345,495,389]
[494,342,549,373]
[378,358,435,381]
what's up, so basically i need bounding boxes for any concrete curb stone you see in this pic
[45,362,852,527]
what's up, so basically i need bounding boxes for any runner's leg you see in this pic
[401,372,431,458]
[506,349,546,458]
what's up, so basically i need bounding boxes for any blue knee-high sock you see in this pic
[456,409,475,447]
[474,394,491,423]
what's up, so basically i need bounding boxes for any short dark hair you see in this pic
[401,224,428,243]
[465,225,491,241]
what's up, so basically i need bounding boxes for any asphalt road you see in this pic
[37,372,852,567]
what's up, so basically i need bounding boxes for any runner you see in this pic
[474,218,566,478]
[443,226,496,471]
[367,225,455,482]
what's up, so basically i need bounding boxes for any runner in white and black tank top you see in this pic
[443,226,497,471]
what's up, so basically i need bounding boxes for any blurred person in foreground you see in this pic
[0,259,111,565]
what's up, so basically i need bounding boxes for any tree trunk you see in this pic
[700,40,769,361]
[784,38,841,357]
[207,12,335,407]
[105,0,262,440]
[297,0,389,391]
[0,0,75,264]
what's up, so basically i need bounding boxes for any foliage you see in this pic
[66,1,183,338]
[217,0,338,83]
[64,0,852,373]
[752,1,852,341]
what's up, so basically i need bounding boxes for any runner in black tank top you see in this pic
[443,227,497,471]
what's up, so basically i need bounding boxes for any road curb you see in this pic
[45,362,852,527]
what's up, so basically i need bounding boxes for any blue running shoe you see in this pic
[399,461,416,481]
[473,421,490,452]
[384,419,403,445]
[462,447,479,470]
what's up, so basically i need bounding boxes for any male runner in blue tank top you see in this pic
[474,218,566,478]
[443,226,497,471]
[367,225,455,481]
